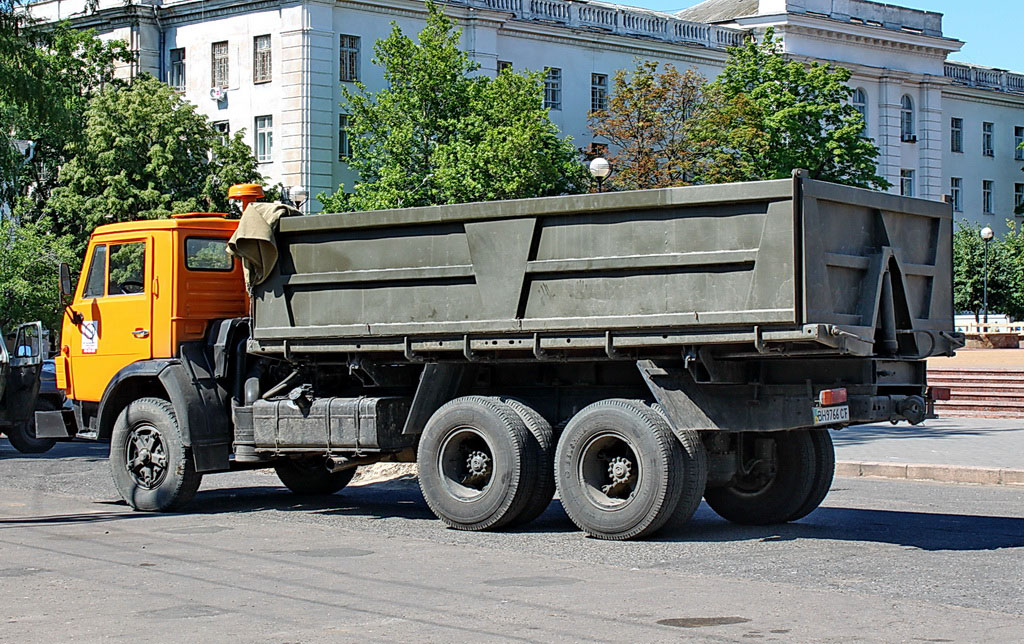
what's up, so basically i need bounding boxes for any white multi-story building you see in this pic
[25,0,1024,223]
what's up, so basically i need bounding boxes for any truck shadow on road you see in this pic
[177,481,1024,553]
[0,440,108,463]
[657,505,1024,552]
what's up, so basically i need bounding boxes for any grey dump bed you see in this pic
[251,173,956,360]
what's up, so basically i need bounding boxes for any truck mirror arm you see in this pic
[63,304,84,326]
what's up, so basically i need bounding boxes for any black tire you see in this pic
[274,458,356,495]
[417,396,540,531]
[109,397,202,512]
[500,398,556,527]
[555,399,697,541]
[785,429,835,522]
[703,430,816,525]
[5,398,59,454]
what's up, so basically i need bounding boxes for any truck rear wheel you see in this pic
[274,457,356,496]
[109,397,202,512]
[417,396,541,531]
[785,429,835,522]
[500,398,556,527]
[555,399,702,541]
[5,398,58,454]
[703,430,816,525]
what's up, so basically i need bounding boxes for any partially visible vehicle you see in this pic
[0,322,55,453]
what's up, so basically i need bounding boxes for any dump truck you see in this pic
[41,172,960,540]
[1,321,55,453]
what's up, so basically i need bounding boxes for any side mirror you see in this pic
[60,262,73,300]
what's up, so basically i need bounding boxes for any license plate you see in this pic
[812,405,850,425]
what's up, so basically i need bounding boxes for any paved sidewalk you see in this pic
[834,418,1024,486]
[928,347,1024,370]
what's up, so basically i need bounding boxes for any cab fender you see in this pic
[97,353,232,473]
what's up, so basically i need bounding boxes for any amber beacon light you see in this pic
[228,183,265,212]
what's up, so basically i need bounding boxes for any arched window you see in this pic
[852,88,868,132]
[901,95,915,142]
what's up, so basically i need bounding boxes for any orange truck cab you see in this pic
[42,215,248,468]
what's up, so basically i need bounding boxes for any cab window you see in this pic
[82,245,107,299]
[185,237,233,272]
[108,242,147,296]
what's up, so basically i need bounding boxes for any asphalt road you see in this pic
[1,439,1022,643]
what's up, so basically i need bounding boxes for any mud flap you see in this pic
[33,410,73,439]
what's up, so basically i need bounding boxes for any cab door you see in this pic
[66,237,154,403]
[3,322,44,424]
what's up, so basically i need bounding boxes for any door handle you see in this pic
[132,329,150,339]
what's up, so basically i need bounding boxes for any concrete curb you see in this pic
[836,461,1024,486]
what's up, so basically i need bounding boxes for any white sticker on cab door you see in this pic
[81,321,98,355]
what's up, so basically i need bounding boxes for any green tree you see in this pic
[688,29,888,189]
[45,74,268,254]
[318,1,586,212]
[952,221,1015,321]
[1,3,133,213]
[588,61,705,191]
[0,217,77,330]
[994,220,1024,320]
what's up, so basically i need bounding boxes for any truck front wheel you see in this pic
[417,396,542,531]
[556,399,705,541]
[109,398,202,512]
[703,430,820,525]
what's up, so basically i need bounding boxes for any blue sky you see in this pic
[626,0,1024,72]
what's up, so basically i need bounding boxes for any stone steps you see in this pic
[929,368,1024,418]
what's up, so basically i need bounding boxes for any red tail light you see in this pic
[928,387,952,401]
[818,388,848,406]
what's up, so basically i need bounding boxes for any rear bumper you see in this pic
[848,394,927,427]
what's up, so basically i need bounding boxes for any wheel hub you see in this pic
[464,450,491,485]
[602,455,635,496]
[126,426,168,490]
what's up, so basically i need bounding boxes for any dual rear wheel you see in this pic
[418,397,835,539]
[417,397,708,540]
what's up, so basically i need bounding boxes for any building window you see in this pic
[213,121,230,145]
[339,35,360,82]
[338,114,352,161]
[900,95,915,142]
[951,117,963,153]
[253,35,271,84]
[591,73,608,112]
[1015,183,1024,211]
[544,67,561,111]
[168,48,186,91]
[983,180,994,214]
[497,60,512,73]
[1015,126,1024,161]
[852,88,867,132]
[983,122,994,156]
[900,169,915,197]
[254,115,273,163]
[211,41,229,89]
[951,177,963,212]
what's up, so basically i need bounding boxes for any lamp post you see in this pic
[291,186,308,212]
[589,157,611,193]
[981,225,994,324]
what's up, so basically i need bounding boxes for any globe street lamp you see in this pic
[981,225,994,324]
[589,157,611,193]
[291,186,309,212]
